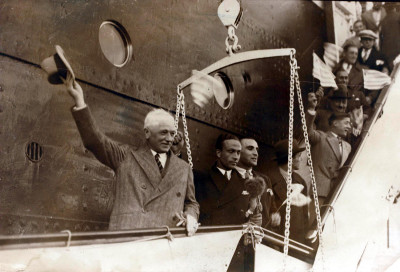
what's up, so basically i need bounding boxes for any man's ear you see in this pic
[144,127,151,140]
[216,149,221,159]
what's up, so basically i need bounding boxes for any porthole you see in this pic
[213,72,234,109]
[26,142,43,162]
[99,20,133,67]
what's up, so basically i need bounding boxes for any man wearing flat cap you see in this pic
[265,139,309,243]
[358,29,389,74]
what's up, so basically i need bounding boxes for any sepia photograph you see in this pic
[0,0,400,271]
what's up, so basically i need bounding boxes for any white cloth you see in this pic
[217,167,232,180]
[342,62,353,74]
[150,149,167,168]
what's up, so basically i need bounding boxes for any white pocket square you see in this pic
[242,190,249,195]
[376,60,384,66]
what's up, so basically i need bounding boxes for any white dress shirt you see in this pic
[150,149,167,168]
[217,167,232,180]
[235,166,253,179]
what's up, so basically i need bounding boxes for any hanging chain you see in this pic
[174,86,182,133]
[175,86,194,169]
[225,26,241,56]
[293,60,325,270]
[283,50,296,270]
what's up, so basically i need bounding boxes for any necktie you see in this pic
[154,153,163,173]
[224,171,230,181]
[362,49,369,62]
[245,170,253,179]
[337,137,343,156]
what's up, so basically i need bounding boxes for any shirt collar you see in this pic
[216,167,232,180]
[235,166,252,179]
[150,149,167,167]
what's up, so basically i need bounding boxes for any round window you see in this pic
[213,72,234,109]
[99,20,133,67]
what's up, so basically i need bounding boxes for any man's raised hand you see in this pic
[65,73,85,108]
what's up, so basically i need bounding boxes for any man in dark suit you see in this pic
[235,138,281,229]
[265,139,310,244]
[194,134,260,226]
[65,77,199,235]
[307,94,352,206]
[380,3,400,71]
[358,30,389,74]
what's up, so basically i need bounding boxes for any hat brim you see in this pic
[273,146,306,161]
[55,45,75,82]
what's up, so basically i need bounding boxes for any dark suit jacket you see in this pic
[194,164,252,226]
[306,111,351,197]
[358,47,389,72]
[380,11,400,71]
[362,8,386,33]
[72,107,199,230]
[265,164,309,244]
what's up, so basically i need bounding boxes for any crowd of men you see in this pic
[54,2,400,246]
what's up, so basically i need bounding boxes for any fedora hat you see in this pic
[329,84,350,100]
[273,139,305,162]
[40,45,75,84]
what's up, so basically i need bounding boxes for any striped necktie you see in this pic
[154,153,163,173]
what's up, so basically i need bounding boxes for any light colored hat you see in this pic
[359,30,378,40]
[40,45,75,84]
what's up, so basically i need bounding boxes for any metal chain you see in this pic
[175,86,194,169]
[225,26,241,56]
[293,64,325,270]
[283,51,296,270]
[173,86,182,135]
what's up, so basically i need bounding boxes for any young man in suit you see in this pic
[307,93,352,206]
[357,29,389,74]
[194,134,260,226]
[235,138,281,229]
[65,77,199,236]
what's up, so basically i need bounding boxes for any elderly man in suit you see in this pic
[65,77,199,236]
[235,138,281,229]
[307,93,352,206]
[194,134,261,226]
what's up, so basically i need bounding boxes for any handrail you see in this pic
[178,48,295,89]
[0,223,315,260]
[319,62,400,225]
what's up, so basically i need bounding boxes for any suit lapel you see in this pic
[326,132,342,162]
[217,170,246,206]
[131,146,161,189]
[210,165,228,193]
[144,153,183,206]
[340,142,351,167]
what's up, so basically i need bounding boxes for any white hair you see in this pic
[144,108,175,129]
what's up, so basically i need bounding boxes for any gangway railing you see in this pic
[320,62,400,226]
